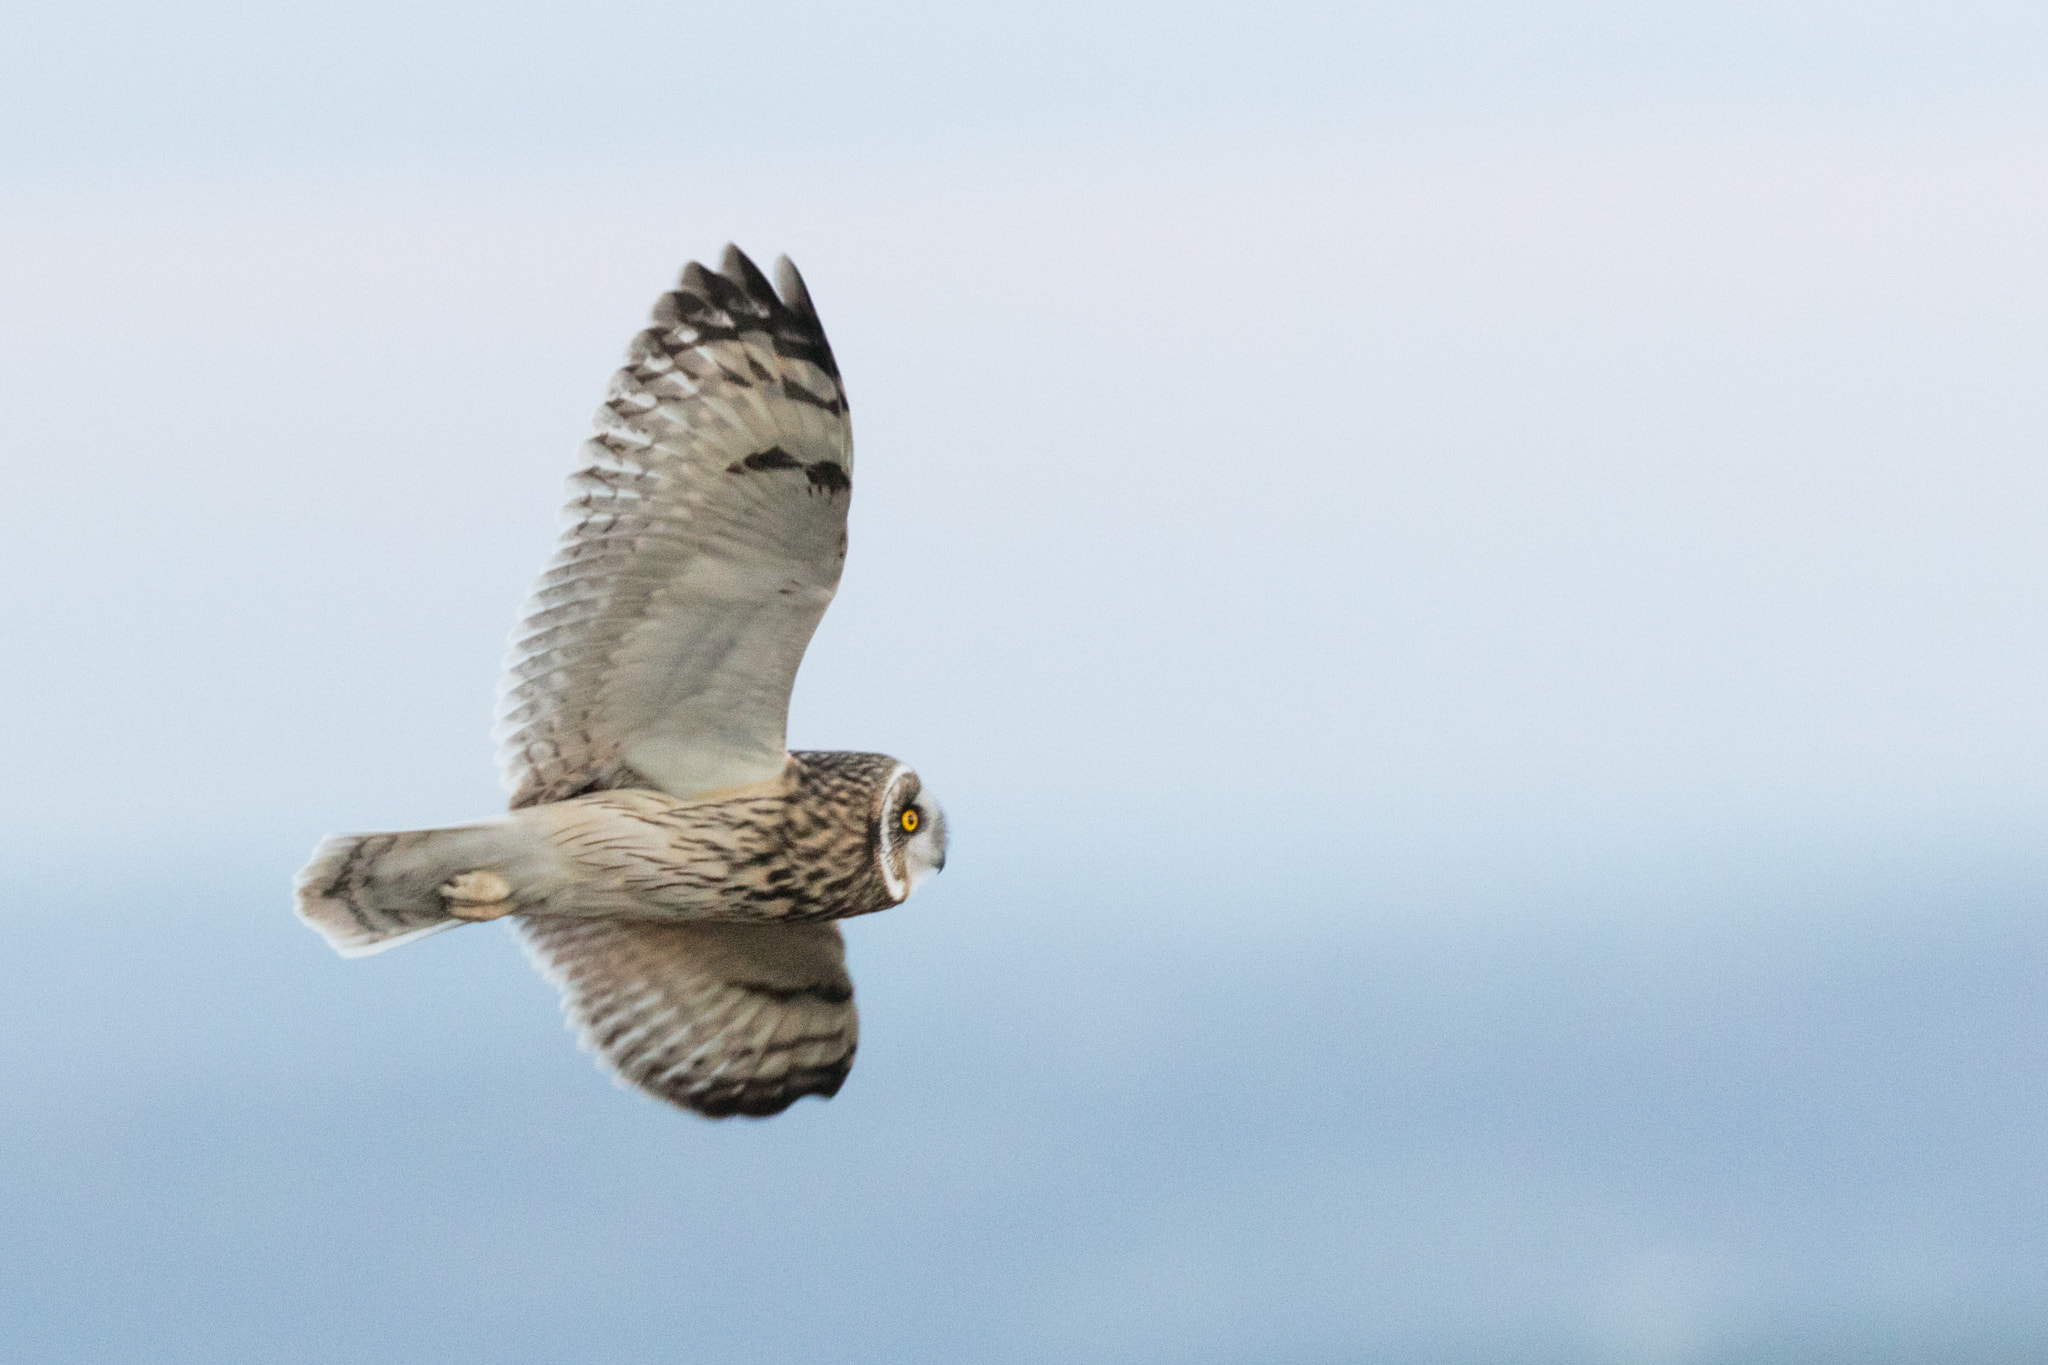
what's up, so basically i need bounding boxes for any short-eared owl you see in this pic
[295,247,948,1118]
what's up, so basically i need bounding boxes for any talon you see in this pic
[440,870,514,921]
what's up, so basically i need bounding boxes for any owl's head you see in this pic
[877,763,948,901]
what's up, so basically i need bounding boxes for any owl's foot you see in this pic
[439,870,514,921]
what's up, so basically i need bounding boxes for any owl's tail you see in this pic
[294,821,529,958]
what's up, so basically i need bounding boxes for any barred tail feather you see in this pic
[294,822,520,958]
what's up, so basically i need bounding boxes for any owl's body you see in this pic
[299,752,925,946]
[294,248,948,1118]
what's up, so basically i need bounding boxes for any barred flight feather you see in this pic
[494,247,852,810]
[517,917,858,1118]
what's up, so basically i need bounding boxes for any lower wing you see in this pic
[514,916,859,1117]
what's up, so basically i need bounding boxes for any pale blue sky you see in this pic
[4,4,2048,1362]
[5,1,2048,175]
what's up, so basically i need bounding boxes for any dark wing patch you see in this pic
[805,462,851,493]
[726,443,853,495]
[729,446,802,472]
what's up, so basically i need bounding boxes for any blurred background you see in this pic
[4,3,2048,1361]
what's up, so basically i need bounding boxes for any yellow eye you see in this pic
[900,809,920,833]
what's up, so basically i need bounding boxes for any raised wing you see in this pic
[496,247,852,808]
[516,917,858,1117]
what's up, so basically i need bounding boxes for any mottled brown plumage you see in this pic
[294,248,948,1117]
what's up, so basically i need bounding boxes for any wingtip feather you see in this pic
[773,255,816,319]
[719,244,778,305]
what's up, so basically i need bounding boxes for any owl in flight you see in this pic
[295,247,948,1118]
